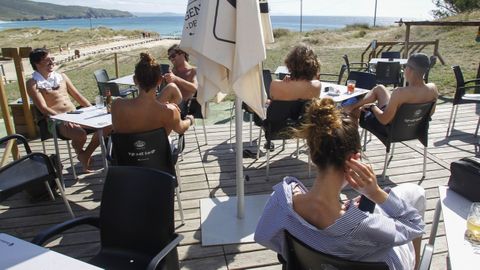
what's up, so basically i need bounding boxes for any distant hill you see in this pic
[133,12,183,17]
[0,0,133,21]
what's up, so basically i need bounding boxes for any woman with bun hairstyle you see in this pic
[111,52,194,134]
[255,98,426,270]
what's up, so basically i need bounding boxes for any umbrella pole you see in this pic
[235,96,245,219]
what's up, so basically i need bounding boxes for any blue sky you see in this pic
[34,0,437,19]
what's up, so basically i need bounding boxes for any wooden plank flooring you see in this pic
[1,101,479,269]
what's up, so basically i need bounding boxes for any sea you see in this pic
[0,15,407,37]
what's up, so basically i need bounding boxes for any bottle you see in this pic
[105,88,112,113]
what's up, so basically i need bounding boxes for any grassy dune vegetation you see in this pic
[1,11,479,106]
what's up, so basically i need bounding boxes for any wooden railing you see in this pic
[360,39,445,65]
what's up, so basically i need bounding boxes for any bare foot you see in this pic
[77,151,93,173]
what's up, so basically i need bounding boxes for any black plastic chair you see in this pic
[360,102,435,179]
[257,100,308,178]
[94,69,136,98]
[375,61,402,87]
[111,128,185,224]
[0,134,74,217]
[346,71,377,90]
[320,64,347,85]
[342,54,368,75]
[32,166,183,270]
[446,65,480,137]
[285,231,389,270]
[380,51,401,59]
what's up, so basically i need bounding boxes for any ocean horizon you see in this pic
[0,15,410,37]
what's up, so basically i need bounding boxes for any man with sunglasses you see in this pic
[26,48,108,172]
[159,44,198,104]
[343,53,438,127]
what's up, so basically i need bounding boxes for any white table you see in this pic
[0,233,102,269]
[50,106,111,180]
[108,74,134,86]
[320,82,369,103]
[368,58,408,65]
[429,186,480,269]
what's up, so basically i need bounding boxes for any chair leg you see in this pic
[422,146,427,178]
[362,128,368,151]
[41,141,46,154]
[429,200,442,245]
[390,143,395,157]
[175,187,185,225]
[446,105,456,137]
[249,113,253,146]
[202,118,207,145]
[66,142,77,179]
[229,102,234,146]
[256,129,262,159]
[296,138,300,158]
[382,150,389,180]
[175,163,182,193]
[266,145,270,180]
[282,140,285,151]
[475,117,480,137]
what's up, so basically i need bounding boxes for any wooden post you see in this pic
[114,53,119,79]
[1,47,36,139]
[0,75,18,159]
[404,25,410,58]
[434,40,445,65]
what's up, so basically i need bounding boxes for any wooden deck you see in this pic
[1,101,479,269]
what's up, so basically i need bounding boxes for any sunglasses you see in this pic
[168,53,177,60]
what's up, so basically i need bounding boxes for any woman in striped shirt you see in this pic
[254,98,425,270]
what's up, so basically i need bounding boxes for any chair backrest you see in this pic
[388,102,435,147]
[100,166,178,268]
[346,71,376,90]
[264,100,307,141]
[342,54,351,74]
[424,56,437,83]
[93,69,110,83]
[380,51,401,59]
[375,61,402,85]
[111,128,176,178]
[336,64,347,85]
[97,81,122,97]
[285,231,389,270]
[452,65,468,104]
[263,69,272,98]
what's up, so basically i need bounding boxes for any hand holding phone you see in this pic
[358,195,376,213]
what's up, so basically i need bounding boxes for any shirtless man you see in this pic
[344,53,439,126]
[158,44,198,104]
[112,52,193,135]
[26,48,107,172]
[270,44,321,101]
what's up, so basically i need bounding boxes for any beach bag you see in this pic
[448,157,480,202]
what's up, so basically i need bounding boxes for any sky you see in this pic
[33,0,437,19]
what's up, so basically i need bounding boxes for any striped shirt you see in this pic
[254,176,425,270]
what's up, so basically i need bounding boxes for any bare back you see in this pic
[270,79,322,101]
[111,97,174,135]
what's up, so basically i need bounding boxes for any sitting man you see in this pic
[158,44,198,105]
[26,48,109,172]
[269,43,322,101]
[344,53,439,129]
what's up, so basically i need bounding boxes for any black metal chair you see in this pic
[424,55,437,83]
[375,61,402,87]
[93,69,136,98]
[111,128,185,224]
[361,102,435,179]
[446,65,480,137]
[32,166,183,270]
[345,71,377,90]
[284,231,389,270]
[342,54,368,75]
[380,51,401,59]
[257,100,308,178]
[0,134,74,217]
[320,64,347,85]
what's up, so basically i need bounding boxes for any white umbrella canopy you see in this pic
[179,0,274,246]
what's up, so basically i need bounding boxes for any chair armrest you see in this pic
[0,134,31,154]
[418,244,434,270]
[458,85,480,92]
[464,78,480,85]
[0,152,54,174]
[31,216,100,246]
[146,233,184,270]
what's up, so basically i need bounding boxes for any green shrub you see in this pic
[273,28,291,38]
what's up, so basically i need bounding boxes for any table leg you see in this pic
[98,129,108,170]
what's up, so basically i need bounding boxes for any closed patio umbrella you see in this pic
[180,0,273,245]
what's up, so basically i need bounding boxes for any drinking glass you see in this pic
[466,202,480,246]
[347,80,356,94]
[95,95,104,109]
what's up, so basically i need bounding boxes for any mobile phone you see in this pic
[67,110,83,114]
[358,195,375,213]
[160,64,170,75]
